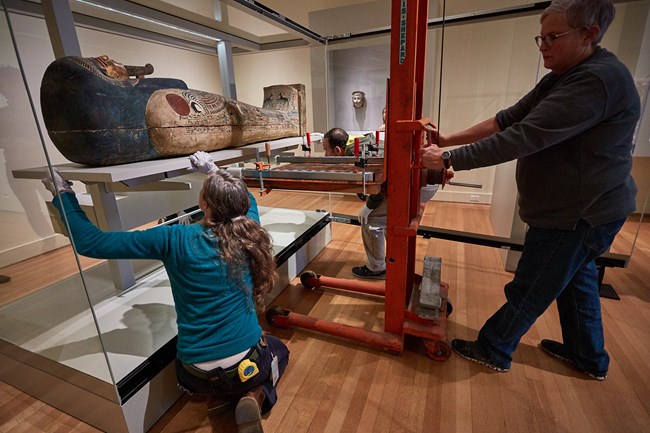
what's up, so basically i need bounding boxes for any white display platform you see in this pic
[0,206,330,433]
[12,137,305,291]
[12,137,305,185]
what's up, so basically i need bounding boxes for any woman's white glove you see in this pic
[358,205,373,225]
[189,151,218,174]
[41,167,74,196]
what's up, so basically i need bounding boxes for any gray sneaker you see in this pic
[539,339,607,381]
[451,339,509,372]
[352,265,386,280]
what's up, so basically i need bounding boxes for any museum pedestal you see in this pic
[0,206,330,433]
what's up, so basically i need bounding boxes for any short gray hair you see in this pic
[541,0,615,44]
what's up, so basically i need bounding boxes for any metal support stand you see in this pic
[597,266,620,300]
[13,138,304,292]
[85,183,136,290]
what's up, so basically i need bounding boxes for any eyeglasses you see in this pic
[534,30,573,47]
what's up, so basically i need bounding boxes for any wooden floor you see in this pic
[2,192,649,433]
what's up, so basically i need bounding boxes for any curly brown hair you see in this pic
[200,170,277,312]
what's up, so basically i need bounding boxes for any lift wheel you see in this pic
[265,305,290,326]
[300,270,320,290]
[424,339,452,362]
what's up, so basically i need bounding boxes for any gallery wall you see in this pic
[328,44,390,131]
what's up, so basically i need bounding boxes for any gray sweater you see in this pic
[450,48,639,229]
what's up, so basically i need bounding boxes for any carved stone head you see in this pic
[352,90,366,109]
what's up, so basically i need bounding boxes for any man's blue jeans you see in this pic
[477,218,625,374]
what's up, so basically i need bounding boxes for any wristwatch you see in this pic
[441,150,452,169]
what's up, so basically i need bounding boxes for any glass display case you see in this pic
[0,2,334,432]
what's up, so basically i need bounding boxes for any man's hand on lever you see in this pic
[420,142,445,170]
[443,168,455,185]
[421,125,461,187]
[423,123,448,148]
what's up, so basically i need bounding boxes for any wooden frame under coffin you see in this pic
[241,155,386,194]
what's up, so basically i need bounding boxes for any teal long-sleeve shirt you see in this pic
[53,191,262,364]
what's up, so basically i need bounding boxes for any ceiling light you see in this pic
[74,0,221,42]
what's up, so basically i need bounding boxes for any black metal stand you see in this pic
[597,266,620,300]
[329,213,627,301]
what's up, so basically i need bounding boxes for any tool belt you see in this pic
[181,340,264,392]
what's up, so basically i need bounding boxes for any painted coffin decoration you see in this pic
[41,56,306,166]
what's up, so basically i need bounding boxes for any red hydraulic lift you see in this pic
[266,0,452,361]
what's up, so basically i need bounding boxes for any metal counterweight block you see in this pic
[417,256,443,319]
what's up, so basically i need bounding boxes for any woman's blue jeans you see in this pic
[477,218,625,374]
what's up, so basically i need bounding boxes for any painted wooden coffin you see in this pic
[41,56,306,166]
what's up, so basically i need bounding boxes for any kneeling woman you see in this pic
[43,152,289,433]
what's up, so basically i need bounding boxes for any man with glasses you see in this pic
[420,0,639,380]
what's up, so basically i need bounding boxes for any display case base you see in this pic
[0,207,330,432]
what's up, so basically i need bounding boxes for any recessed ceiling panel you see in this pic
[226,5,290,38]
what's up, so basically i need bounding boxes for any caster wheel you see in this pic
[446,298,453,317]
[300,270,319,290]
[265,305,289,326]
[425,340,452,361]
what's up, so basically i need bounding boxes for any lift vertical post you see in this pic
[384,0,430,335]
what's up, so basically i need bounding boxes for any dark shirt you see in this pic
[451,48,639,229]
